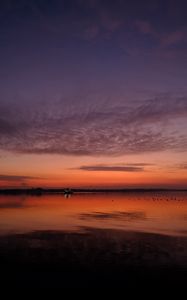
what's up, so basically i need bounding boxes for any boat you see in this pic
[64,188,73,196]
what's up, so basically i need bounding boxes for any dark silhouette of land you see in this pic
[0,187,187,195]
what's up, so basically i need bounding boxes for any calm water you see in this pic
[0,191,187,236]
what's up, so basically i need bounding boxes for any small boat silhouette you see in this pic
[64,188,73,196]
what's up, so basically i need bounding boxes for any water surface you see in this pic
[0,191,187,236]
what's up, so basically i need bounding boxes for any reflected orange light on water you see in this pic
[0,192,187,236]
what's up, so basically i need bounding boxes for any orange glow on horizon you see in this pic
[0,151,187,189]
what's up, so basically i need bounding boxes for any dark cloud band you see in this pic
[78,165,144,172]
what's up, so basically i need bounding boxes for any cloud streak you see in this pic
[78,165,144,172]
[0,175,38,182]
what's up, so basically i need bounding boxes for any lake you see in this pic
[0,191,187,288]
[0,191,187,236]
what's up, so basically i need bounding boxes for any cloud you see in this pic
[134,20,155,35]
[77,164,145,172]
[0,95,187,157]
[160,30,186,48]
[124,163,154,166]
[1,0,186,50]
[0,175,38,182]
[134,19,186,54]
[175,163,187,170]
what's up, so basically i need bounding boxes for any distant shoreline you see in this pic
[0,188,187,195]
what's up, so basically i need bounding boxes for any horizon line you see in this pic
[0,187,187,194]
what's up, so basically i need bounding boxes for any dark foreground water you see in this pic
[0,192,187,289]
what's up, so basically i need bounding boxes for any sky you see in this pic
[0,0,187,188]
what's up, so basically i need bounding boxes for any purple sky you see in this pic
[0,0,187,188]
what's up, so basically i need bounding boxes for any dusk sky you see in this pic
[0,0,187,188]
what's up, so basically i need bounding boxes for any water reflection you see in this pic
[79,211,146,221]
[64,193,72,198]
[0,192,187,236]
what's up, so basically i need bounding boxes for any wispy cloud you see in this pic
[175,163,187,170]
[1,0,186,52]
[134,18,187,57]
[160,30,186,48]
[0,95,187,157]
[134,20,155,35]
